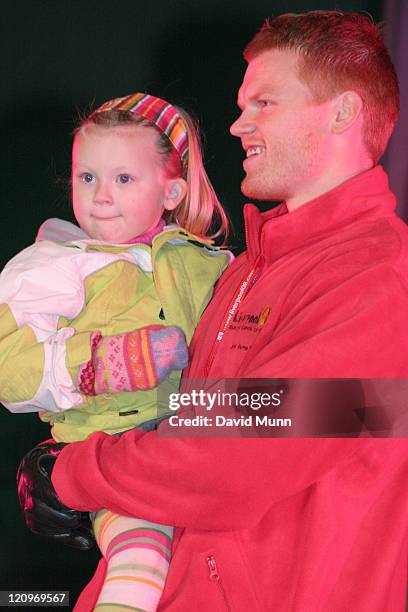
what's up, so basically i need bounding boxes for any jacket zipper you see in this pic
[204,255,264,376]
[207,555,232,612]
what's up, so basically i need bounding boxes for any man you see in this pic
[18,11,408,611]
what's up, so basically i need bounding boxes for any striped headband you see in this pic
[92,93,189,165]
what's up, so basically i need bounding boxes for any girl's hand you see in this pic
[78,325,189,395]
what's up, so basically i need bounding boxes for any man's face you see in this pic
[230,49,334,205]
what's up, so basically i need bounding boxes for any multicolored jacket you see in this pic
[0,219,231,442]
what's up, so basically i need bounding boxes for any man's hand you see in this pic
[16,442,95,551]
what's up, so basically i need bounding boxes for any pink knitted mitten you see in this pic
[78,325,188,395]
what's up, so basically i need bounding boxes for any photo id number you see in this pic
[0,591,69,607]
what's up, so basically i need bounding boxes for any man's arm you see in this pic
[52,430,374,530]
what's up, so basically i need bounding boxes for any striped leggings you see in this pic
[93,509,173,612]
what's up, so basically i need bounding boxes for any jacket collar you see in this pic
[244,165,396,263]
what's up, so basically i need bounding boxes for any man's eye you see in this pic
[80,173,95,183]
[258,99,273,107]
[117,174,133,184]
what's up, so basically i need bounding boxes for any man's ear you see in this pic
[163,178,188,211]
[331,91,363,134]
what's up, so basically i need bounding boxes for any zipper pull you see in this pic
[207,555,220,580]
[250,254,264,286]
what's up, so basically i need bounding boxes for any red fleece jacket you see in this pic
[53,166,408,611]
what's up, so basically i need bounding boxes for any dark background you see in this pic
[1,0,404,608]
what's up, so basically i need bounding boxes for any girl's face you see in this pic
[72,124,183,243]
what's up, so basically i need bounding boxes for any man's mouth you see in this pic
[243,145,265,167]
[246,146,265,158]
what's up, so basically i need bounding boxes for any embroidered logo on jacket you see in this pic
[232,306,271,328]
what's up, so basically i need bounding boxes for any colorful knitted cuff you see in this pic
[148,326,189,382]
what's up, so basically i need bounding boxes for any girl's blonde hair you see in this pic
[77,106,229,243]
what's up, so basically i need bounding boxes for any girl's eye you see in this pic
[117,174,133,184]
[80,172,95,183]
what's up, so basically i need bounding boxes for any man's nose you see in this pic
[93,182,113,204]
[230,111,256,137]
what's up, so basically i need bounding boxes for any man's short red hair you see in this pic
[244,11,399,162]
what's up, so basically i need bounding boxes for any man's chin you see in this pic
[241,177,285,202]
[241,178,270,201]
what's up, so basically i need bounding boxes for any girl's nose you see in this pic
[93,183,113,205]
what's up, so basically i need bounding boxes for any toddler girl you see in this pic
[0,92,231,611]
